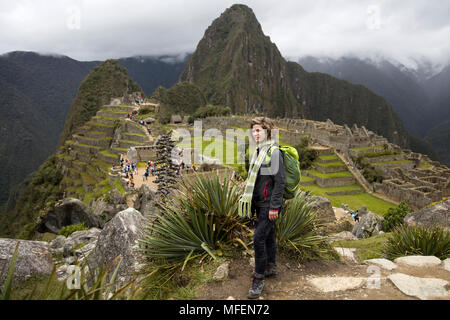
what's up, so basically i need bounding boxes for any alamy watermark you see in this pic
[171,120,281,175]
[66,5,81,30]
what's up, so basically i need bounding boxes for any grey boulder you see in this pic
[91,190,128,222]
[0,239,53,286]
[134,184,159,220]
[36,198,104,234]
[90,208,147,283]
[352,212,383,238]
[403,200,450,230]
[310,196,336,223]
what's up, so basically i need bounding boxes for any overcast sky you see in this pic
[1,0,450,70]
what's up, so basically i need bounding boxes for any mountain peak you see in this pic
[204,4,264,41]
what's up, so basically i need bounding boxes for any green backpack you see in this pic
[268,145,301,199]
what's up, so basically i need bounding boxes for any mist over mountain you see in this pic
[179,4,431,154]
[298,55,449,165]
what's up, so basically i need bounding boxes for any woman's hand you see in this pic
[268,209,278,221]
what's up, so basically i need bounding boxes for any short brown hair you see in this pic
[251,117,275,140]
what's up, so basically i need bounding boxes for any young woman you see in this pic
[239,117,286,299]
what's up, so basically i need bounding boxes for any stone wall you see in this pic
[373,181,439,210]
[128,146,157,163]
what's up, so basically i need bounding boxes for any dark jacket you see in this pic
[251,144,286,211]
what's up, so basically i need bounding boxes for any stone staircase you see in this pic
[57,104,152,200]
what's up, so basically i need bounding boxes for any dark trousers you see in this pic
[253,206,277,277]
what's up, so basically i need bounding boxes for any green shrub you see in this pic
[276,191,339,261]
[383,201,410,231]
[362,165,384,183]
[188,105,232,123]
[383,225,450,260]
[294,138,318,169]
[59,223,89,237]
[138,107,152,115]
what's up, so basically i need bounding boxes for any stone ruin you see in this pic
[374,165,450,210]
[153,130,179,199]
[197,116,450,210]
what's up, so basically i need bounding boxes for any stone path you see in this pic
[197,253,450,300]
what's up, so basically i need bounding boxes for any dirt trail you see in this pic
[196,254,450,300]
[120,154,158,207]
[196,207,449,300]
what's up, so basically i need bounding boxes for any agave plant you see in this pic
[140,171,249,266]
[383,225,450,260]
[276,192,336,261]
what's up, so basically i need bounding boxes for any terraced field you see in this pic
[57,104,152,204]
[300,148,396,216]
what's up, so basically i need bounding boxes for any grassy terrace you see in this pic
[86,164,106,180]
[301,184,362,193]
[175,135,242,168]
[300,183,395,216]
[420,161,434,169]
[119,139,142,145]
[300,175,315,182]
[75,143,102,150]
[318,154,339,161]
[372,160,413,165]
[350,145,384,151]
[86,121,114,128]
[99,149,118,158]
[112,147,128,152]
[306,169,353,179]
[73,134,112,141]
[315,161,345,167]
[122,132,147,137]
[98,109,129,114]
[92,158,114,172]
[92,116,118,121]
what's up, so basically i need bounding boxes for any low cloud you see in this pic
[1,0,449,69]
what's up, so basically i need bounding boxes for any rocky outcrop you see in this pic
[90,208,147,283]
[91,190,128,222]
[134,184,159,220]
[50,228,101,263]
[329,231,358,242]
[310,196,336,223]
[403,200,450,230]
[352,212,384,239]
[0,239,53,286]
[36,198,104,234]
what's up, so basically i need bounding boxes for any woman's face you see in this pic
[252,124,267,143]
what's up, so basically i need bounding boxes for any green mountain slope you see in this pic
[58,59,142,145]
[0,60,143,238]
[0,52,97,210]
[179,4,412,148]
[425,119,450,166]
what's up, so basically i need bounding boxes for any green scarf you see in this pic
[238,139,275,218]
